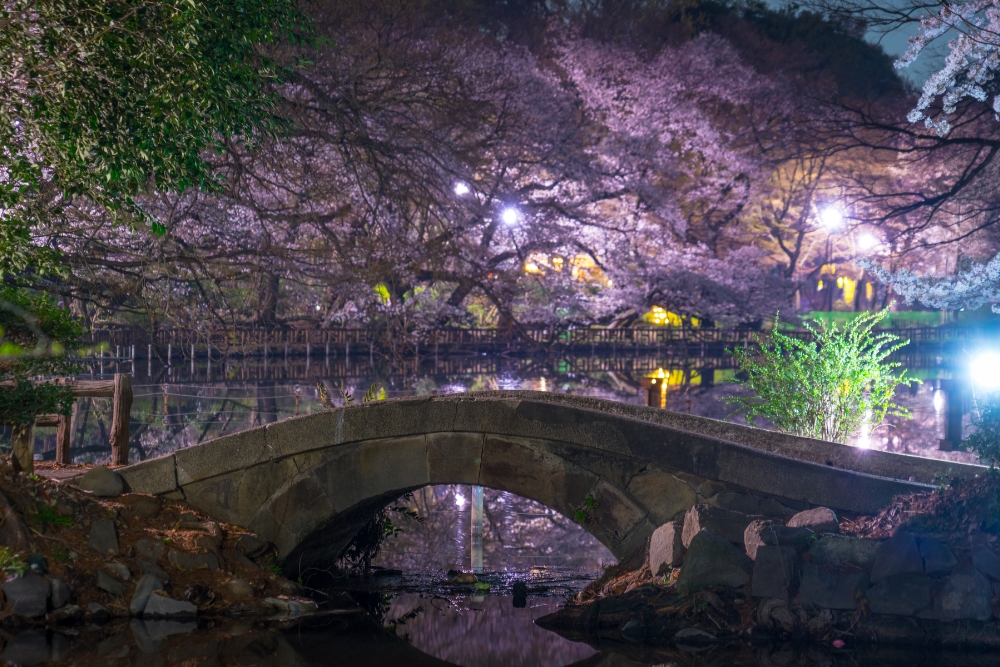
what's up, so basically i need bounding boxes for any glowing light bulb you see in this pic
[971,352,1000,391]
[455,493,466,508]
[858,233,878,250]
[454,182,470,196]
[501,207,519,225]
[819,206,843,230]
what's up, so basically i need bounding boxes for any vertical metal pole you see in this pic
[147,344,152,377]
[471,485,484,573]
[191,344,195,376]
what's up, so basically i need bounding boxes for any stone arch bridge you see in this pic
[117,392,981,578]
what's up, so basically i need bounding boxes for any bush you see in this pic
[725,307,912,443]
[965,395,1000,466]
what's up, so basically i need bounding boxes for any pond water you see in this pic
[3,350,998,666]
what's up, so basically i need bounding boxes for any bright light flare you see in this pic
[818,206,843,231]
[857,233,879,251]
[455,493,467,508]
[454,182,470,196]
[971,352,1000,390]
[501,207,519,225]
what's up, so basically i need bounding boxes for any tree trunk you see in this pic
[11,423,34,474]
[55,404,75,464]
[258,273,280,327]
[109,373,133,466]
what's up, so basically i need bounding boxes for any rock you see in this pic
[649,521,685,575]
[227,578,254,598]
[866,573,932,616]
[143,592,198,618]
[96,569,128,597]
[2,572,50,618]
[195,534,221,553]
[971,546,1000,581]
[676,530,753,596]
[223,549,260,572]
[48,576,71,609]
[135,538,165,561]
[714,492,765,515]
[137,559,170,583]
[786,507,839,534]
[512,581,528,608]
[49,604,81,623]
[87,518,119,556]
[142,619,197,640]
[918,537,957,574]
[2,629,49,665]
[236,534,269,558]
[673,627,719,648]
[682,504,759,548]
[450,572,478,583]
[123,496,162,521]
[168,551,220,571]
[759,499,798,518]
[810,534,881,569]
[130,574,165,615]
[870,532,922,582]
[264,597,318,615]
[743,519,815,560]
[105,561,131,581]
[620,618,646,641]
[922,567,992,621]
[750,546,801,601]
[25,554,47,574]
[78,466,124,497]
[87,602,111,622]
[0,491,32,553]
[129,618,164,654]
[798,564,868,610]
[178,512,199,523]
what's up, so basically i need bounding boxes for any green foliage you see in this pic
[338,493,422,575]
[0,381,75,426]
[794,531,818,552]
[29,505,74,529]
[0,547,27,577]
[263,555,283,576]
[574,494,599,523]
[0,0,309,275]
[725,308,912,443]
[0,287,84,381]
[965,394,1000,466]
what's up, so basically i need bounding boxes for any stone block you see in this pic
[78,466,124,497]
[922,567,992,621]
[682,504,759,549]
[123,496,162,522]
[744,519,815,560]
[714,492,765,515]
[918,537,957,574]
[798,564,868,610]
[130,574,164,615]
[136,559,170,583]
[49,577,71,609]
[135,539,165,562]
[810,534,881,569]
[971,546,1000,582]
[88,518,119,556]
[649,522,684,575]
[627,470,697,525]
[251,473,336,557]
[175,427,268,486]
[871,532,923,582]
[167,551,220,571]
[236,534,269,559]
[105,561,131,581]
[312,437,429,514]
[96,570,128,597]
[143,592,197,619]
[118,455,178,496]
[786,507,839,534]
[866,573,932,616]
[676,530,753,596]
[2,573,49,618]
[751,546,801,600]
[584,479,649,552]
[426,432,483,484]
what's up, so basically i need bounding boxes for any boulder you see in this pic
[676,530,753,596]
[743,520,815,560]
[798,564,868,610]
[130,574,165,615]
[136,559,171,583]
[649,521,685,575]
[866,573,932,616]
[810,535,881,569]
[2,629,49,666]
[264,597,319,614]
[135,538,165,562]
[49,604,81,623]
[123,496,162,522]
[87,518,119,556]
[2,572,49,618]
[227,578,254,598]
[143,592,198,619]
[168,551,220,571]
[224,549,260,572]
[96,569,128,597]
[105,561,131,581]
[87,602,111,622]
[77,466,124,497]
[918,537,957,574]
[870,532,922,582]
[195,534,221,554]
[682,504,759,549]
[922,567,993,621]
[971,546,1000,582]
[786,507,839,534]
[751,546,801,601]
[48,576,71,609]
[236,534,269,559]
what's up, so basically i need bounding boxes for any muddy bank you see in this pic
[539,473,1000,650]
[0,462,315,625]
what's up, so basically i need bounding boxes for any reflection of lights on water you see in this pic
[455,493,466,508]
[539,377,548,392]
[971,352,1000,390]
[856,406,872,449]
[933,389,946,413]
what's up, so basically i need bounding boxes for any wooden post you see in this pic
[11,423,34,474]
[109,373,133,466]
[55,406,74,464]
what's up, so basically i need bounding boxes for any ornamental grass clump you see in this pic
[725,307,912,443]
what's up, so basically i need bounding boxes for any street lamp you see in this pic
[857,233,879,251]
[454,182,470,196]
[971,352,1000,392]
[501,207,519,225]
[817,205,844,311]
